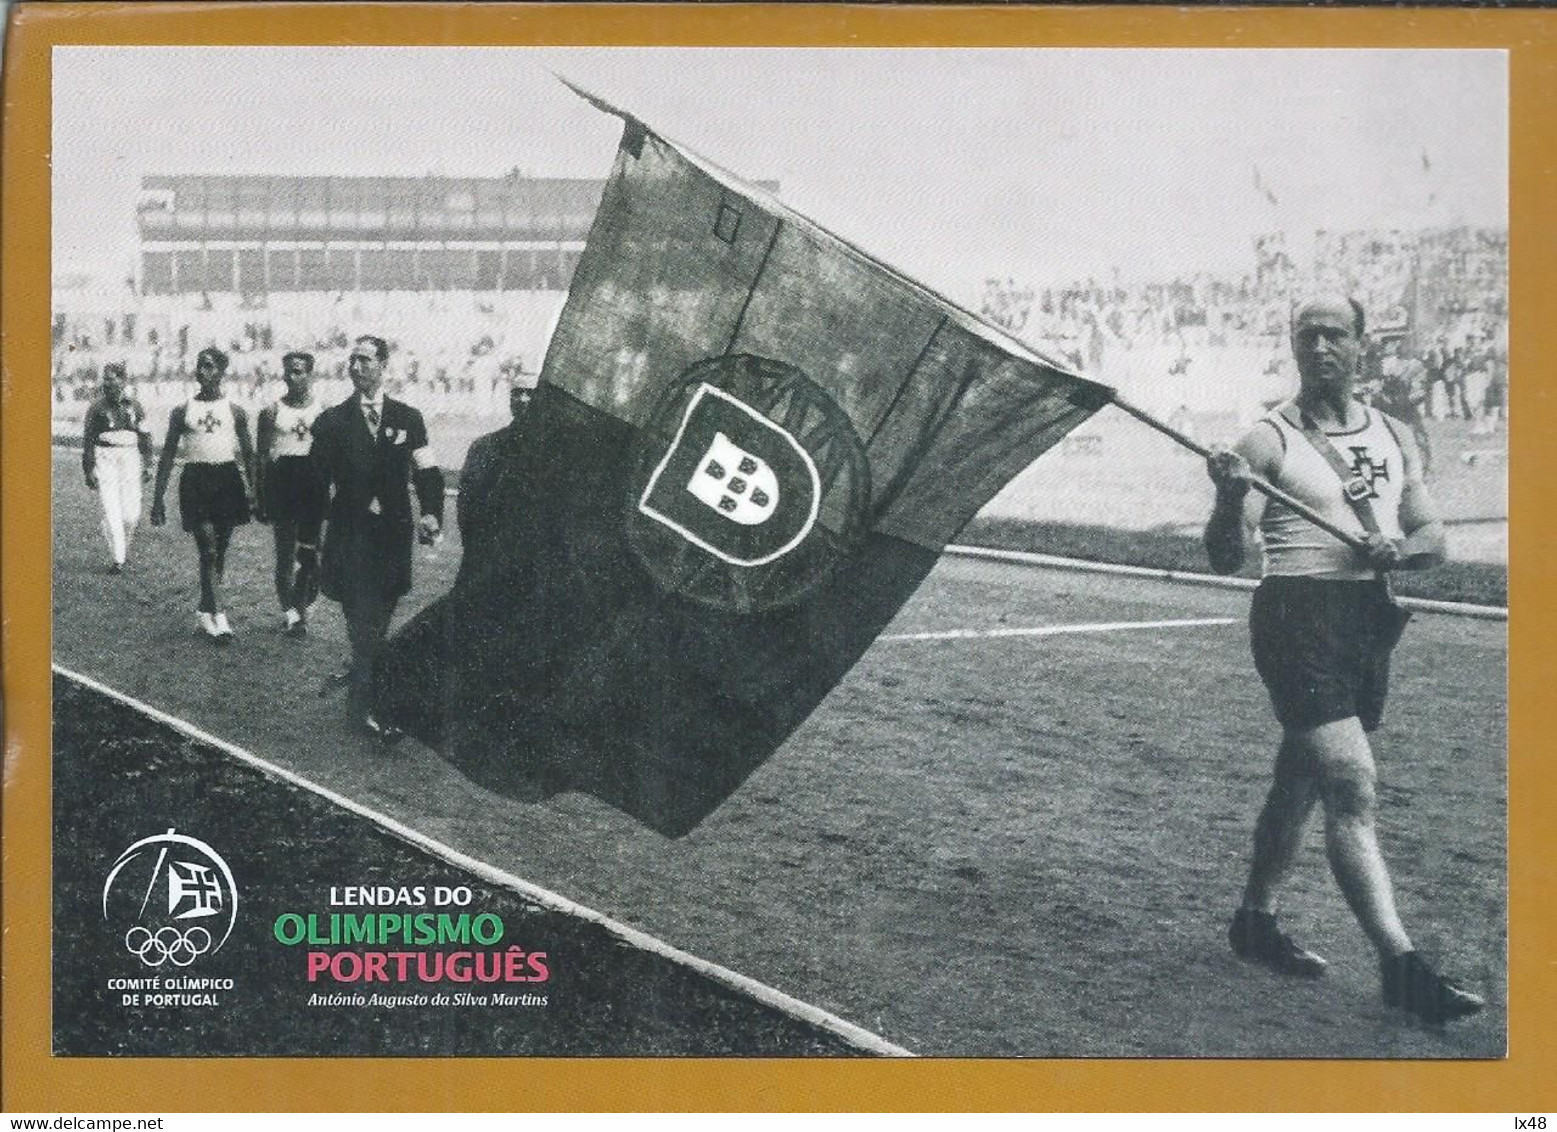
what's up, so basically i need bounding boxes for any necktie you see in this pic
[365,403,380,437]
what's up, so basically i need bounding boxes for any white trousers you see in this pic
[95,446,142,566]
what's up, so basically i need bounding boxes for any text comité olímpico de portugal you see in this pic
[277,886,549,1008]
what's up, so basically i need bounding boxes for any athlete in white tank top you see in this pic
[1200,296,1479,1025]
[149,347,257,641]
[257,350,324,633]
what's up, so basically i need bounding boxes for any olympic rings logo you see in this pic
[124,924,213,968]
[103,831,239,971]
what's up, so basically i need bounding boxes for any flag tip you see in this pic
[550,72,637,126]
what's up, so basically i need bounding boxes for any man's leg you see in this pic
[1230,733,1328,977]
[292,517,322,616]
[97,452,128,567]
[120,454,142,562]
[212,522,234,585]
[344,586,397,727]
[1301,717,1412,957]
[1240,733,1321,912]
[1304,716,1485,1022]
[98,448,137,566]
[272,518,300,610]
[190,521,221,616]
[342,593,369,723]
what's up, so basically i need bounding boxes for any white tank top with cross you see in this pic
[180,397,240,465]
[1259,404,1406,581]
[269,399,320,458]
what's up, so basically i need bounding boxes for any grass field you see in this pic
[50,448,1507,1057]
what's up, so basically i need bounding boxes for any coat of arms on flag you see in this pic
[630,355,870,611]
[372,82,1113,836]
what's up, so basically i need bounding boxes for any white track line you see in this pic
[53,663,913,1059]
[879,617,1237,642]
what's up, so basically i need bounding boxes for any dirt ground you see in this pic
[50,449,1506,1057]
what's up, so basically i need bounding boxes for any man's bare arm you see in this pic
[255,404,278,519]
[1204,424,1279,575]
[1388,417,1445,571]
[149,406,184,524]
[232,405,257,491]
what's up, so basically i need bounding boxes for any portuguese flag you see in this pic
[374,87,1112,836]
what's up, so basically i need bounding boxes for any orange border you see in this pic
[4,3,1550,1113]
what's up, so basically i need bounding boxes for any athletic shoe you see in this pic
[213,612,234,640]
[283,608,307,638]
[1382,951,1486,1024]
[108,562,123,575]
[1228,908,1328,978]
[197,612,221,639]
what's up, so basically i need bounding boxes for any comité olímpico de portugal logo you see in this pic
[102,828,238,976]
[628,354,870,613]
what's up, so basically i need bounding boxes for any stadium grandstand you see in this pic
[54,173,1505,420]
[52,171,783,446]
[52,172,619,439]
[133,173,598,296]
[51,179,1505,560]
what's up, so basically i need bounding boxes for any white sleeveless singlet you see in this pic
[270,399,321,458]
[181,397,240,465]
[1259,404,1406,581]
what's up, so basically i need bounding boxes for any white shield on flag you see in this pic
[638,382,821,567]
[686,432,781,526]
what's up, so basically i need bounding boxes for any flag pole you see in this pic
[1106,392,1369,552]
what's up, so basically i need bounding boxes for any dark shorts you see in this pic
[1250,576,1409,733]
[263,456,327,526]
[178,462,250,532]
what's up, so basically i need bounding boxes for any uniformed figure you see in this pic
[82,361,154,574]
[150,347,256,642]
[456,379,534,571]
[1206,295,1483,1024]
[256,351,327,637]
[311,335,444,736]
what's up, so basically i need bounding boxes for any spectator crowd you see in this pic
[55,224,1506,435]
[977,224,1507,430]
[52,289,564,419]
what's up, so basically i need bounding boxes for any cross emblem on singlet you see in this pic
[1346,446,1390,500]
[290,419,310,441]
[195,410,221,434]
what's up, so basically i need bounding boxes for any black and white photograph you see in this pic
[48,45,1507,1059]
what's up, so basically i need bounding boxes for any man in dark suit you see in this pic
[456,379,534,573]
[312,335,444,736]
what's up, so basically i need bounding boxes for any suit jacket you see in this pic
[456,423,526,551]
[313,395,429,602]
